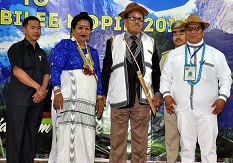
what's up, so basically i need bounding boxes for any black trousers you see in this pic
[6,105,43,163]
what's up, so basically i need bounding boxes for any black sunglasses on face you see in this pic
[185,26,202,32]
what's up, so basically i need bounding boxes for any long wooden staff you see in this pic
[124,39,156,115]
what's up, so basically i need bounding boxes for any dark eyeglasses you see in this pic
[128,16,143,22]
[185,26,202,32]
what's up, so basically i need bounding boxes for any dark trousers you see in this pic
[6,105,43,163]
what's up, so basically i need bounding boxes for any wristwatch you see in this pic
[53,86,61,91]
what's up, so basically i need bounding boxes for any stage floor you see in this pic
[0,159,169,163]
[0,158,228,163]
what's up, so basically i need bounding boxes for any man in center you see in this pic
[102,2,161,163]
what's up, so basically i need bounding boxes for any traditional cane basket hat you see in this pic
[119,3,148,18]
[181,14,210,28]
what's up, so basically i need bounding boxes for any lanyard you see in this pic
[187,43,204,61]
[185,43,206,86]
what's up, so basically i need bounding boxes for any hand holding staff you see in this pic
[137,71,156,115]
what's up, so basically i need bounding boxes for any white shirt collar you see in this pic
[187,39,204,48]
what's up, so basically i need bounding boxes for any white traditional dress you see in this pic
[50,39,103,163]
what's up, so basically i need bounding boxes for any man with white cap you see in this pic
[160,13,232,163]
[160,19,187,163]
[102,2,161,163]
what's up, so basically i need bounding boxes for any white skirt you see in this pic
[55,69,97,163]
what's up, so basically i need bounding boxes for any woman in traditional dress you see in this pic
[50,12,104,163]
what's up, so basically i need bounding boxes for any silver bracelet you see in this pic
[54,91,61,96]
[53,86,61,91]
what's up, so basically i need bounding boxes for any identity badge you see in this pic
[184,65,196,81]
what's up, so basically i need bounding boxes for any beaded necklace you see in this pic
[75,41,96,76]
[185,43,206,86]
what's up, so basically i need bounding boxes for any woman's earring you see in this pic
[70,32,74,39]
